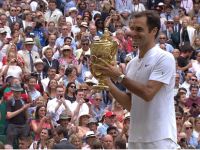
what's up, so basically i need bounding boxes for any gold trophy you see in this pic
[90,28,118,91]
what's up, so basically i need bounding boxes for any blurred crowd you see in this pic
[0,0,199,149]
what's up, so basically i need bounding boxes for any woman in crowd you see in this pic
[68,134,83,149]
[2,43,24,65]
[29,128,52,149]
[65,82,76,103]
[1,51,23,79]
[22,11,34,30]
[58,45,78,69]
[63,65,79,87]
[182,121,198,148]
[77,113,90,138]
[30,105,53,141]
[46,79,58,100]
[42,47,60,73]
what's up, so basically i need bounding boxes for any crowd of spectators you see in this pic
[0,0,199,149]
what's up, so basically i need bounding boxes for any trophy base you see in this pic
[92,84,109,91]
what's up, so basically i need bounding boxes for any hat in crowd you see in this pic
[93,36,100,41]
[24,37,35,45]
[69,7,78,13]
[28,32,35,37]
[57,111,71,123]
[80,22,88,28]
[85,131,96,139]
[158,2,165,6]
[85,78,97,85]
[87,118,98,125]
[105,111,116,118]
[78,110,90,119]
[0,28,7,34]
[34,58,44,65]
[167,19,174,22]
[61,45,72,51]
[11,84,23,92]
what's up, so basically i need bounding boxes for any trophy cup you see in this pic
[90,28,118,91]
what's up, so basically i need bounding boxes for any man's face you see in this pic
[0,15,7,24]
[35,63,44,72]
[28,78,36,89]
[48,69,56,79]
[105,116,115,126]
[19,140,29,149]
[10,7,17,16]
[60,119,71,128]
[76,91,84,100]
[13,91,21,99]
[81,41,89,51]
[129,16,157,48]
[25,44,33,51]
[56,87,64,97]
[49,35,56,44]
[102,135,114,149]
[190,87,198,97]
[159,35,167,44]
[48,2,56,11]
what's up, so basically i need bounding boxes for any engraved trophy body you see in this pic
[90,28,118,90]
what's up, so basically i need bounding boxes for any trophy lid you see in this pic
[90,28,117,46]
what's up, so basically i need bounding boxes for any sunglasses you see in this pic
[191,79,197,81]
[95,98,102,101]
[11,9,17,12]
[186,127,192,130]
[70,86,76,89]
[82,43,89,46]
[176,117,182,120]
[81,88,88,91]
[159,37,166,39]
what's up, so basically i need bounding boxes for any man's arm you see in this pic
[106,79,131,111]
[122,78,163,102]
[6,103,31,119]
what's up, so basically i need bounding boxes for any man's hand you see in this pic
[93,58,123,80]
[22,103,31,110]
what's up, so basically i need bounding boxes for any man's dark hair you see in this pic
[64,36,72,42]
[90,139,103,149]
[48,0,56,4]
[180,43,194,53]
[114,136,127,149]
[107,126,118,134]
[131,10,161,38]
[55,126,68,138]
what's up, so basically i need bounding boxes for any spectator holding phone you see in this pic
[47,85,72,126]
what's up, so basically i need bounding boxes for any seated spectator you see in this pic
[102,134,114,149]
[18,136,33,149]
[68,134,83,149]
[29,128,52,149]
[52,126,75,149]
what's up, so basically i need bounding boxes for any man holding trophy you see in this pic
[91,10,178,149]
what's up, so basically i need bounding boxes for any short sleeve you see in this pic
[149,54,175,85]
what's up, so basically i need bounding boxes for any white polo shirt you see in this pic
[126,46,177,143]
